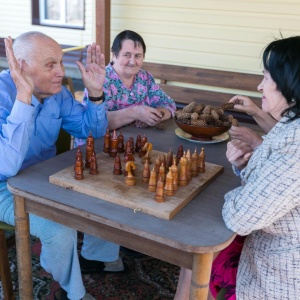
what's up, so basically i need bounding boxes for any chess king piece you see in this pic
[109,129,118,158]
[178,153,188,186]
[191,148,199,177]
[164,170,174,196]
[113,153,123,175]
[170,157,179,191]
[125,161,136,186]
[155,176,165,202]
[117,130,125,153]
[74,156,84,180]
[103,128,111,153]
[142,159,150,183]
[198,147,205,173]
[148,167,157,192]
[85,133,94,168]
[89,152,98,175]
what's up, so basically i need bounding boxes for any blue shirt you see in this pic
[0,70,108,181]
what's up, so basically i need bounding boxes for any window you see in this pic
[32,0,85,29]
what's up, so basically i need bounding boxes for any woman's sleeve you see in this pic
[223,127,300,235]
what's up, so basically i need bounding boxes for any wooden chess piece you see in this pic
[85,135,94,168]
[142,159,150,183]
[186,149,192,182]
[176,144,184,161]
[170,158,179,191]
[129,136,135,154]
[154,155,161,175]
[198,147,205,173]
[74,156,84,180]
[178,153,188,186]
[155,176,165,202]
[117,130,125,153]
[139,135,148,157]
[125,161,136,186]
[191,148,199,177]
[166,149,173,169]
[141,142,152,164]
[86,132,95,150]
[103,128,111,153]
[135,134,142,152]
[89,152,98,175]
[159,163,166,183]
[109,129,118,158]
[148,167,157,192]
[113,153,123,175]
[164,170,174,196]
[76,146,84,170]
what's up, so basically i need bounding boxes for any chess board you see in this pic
[49,149,224,220]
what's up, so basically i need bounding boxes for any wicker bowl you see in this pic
[175,119,231,140]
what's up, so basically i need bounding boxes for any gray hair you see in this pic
[13,31,56,63]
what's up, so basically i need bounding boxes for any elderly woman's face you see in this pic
[112,39,144,79]
[257,70,289,121]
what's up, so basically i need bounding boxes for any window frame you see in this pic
[32,0,85,30]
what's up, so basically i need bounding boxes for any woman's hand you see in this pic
[134,106,164,127]
[229,95,260,116]
[76,42,106,97]
[226,139,253,170]
[4,36,33,104]
[229,126,263,150]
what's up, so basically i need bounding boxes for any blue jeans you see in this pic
[0,181,119,300]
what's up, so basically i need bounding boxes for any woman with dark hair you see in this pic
[175,36,300,300]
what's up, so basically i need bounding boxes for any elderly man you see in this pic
[0,31,122,300]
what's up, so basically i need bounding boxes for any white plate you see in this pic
[175,128,230,144]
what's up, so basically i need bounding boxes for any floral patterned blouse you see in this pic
[74,63,176,147]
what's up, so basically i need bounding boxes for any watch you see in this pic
[88,93,105,102]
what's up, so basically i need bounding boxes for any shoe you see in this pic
[54,288,96,300]
[79,254,125,274]
[120,246,145,258]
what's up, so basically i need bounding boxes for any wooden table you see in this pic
[7,120,240,300]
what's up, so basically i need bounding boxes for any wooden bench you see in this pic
[143,62,263,124]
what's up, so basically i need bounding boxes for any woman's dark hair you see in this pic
[262,36,300,121]
[111,30,146,57]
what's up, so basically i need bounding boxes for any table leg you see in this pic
[189,252,213,300]
[13,195,33,299]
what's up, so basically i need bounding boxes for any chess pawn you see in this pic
[76,146,84,170]
[198,147,205,173]
[117,130,125,153]
[158,163,166,183]
[166,149,173,169]
[178,153,188,186]
[125,161,136,186]
[135,134,142,152]
[139,135,148,157]
[186,149,192,182]
[85,138,94,168]
[103,128,111,153]
[148,167,157,192]
[155,155,161,175]
[164,170,174,196]
[176,144,184,161]
[74,157,84,180]
[113,153,123,175]
[89,152,98,175]
[109,129,118,158]
[170,158,179,191]
[129,136,135,154]
[155,176,165,202]
[142,159,150,183]
[191,149,199,177]
[86,132,95,150]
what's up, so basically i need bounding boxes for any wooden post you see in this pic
[95,0,111,65]
[190,252,213,300]
[14,195,33,299]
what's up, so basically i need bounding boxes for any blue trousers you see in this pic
[0,181,119,300]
